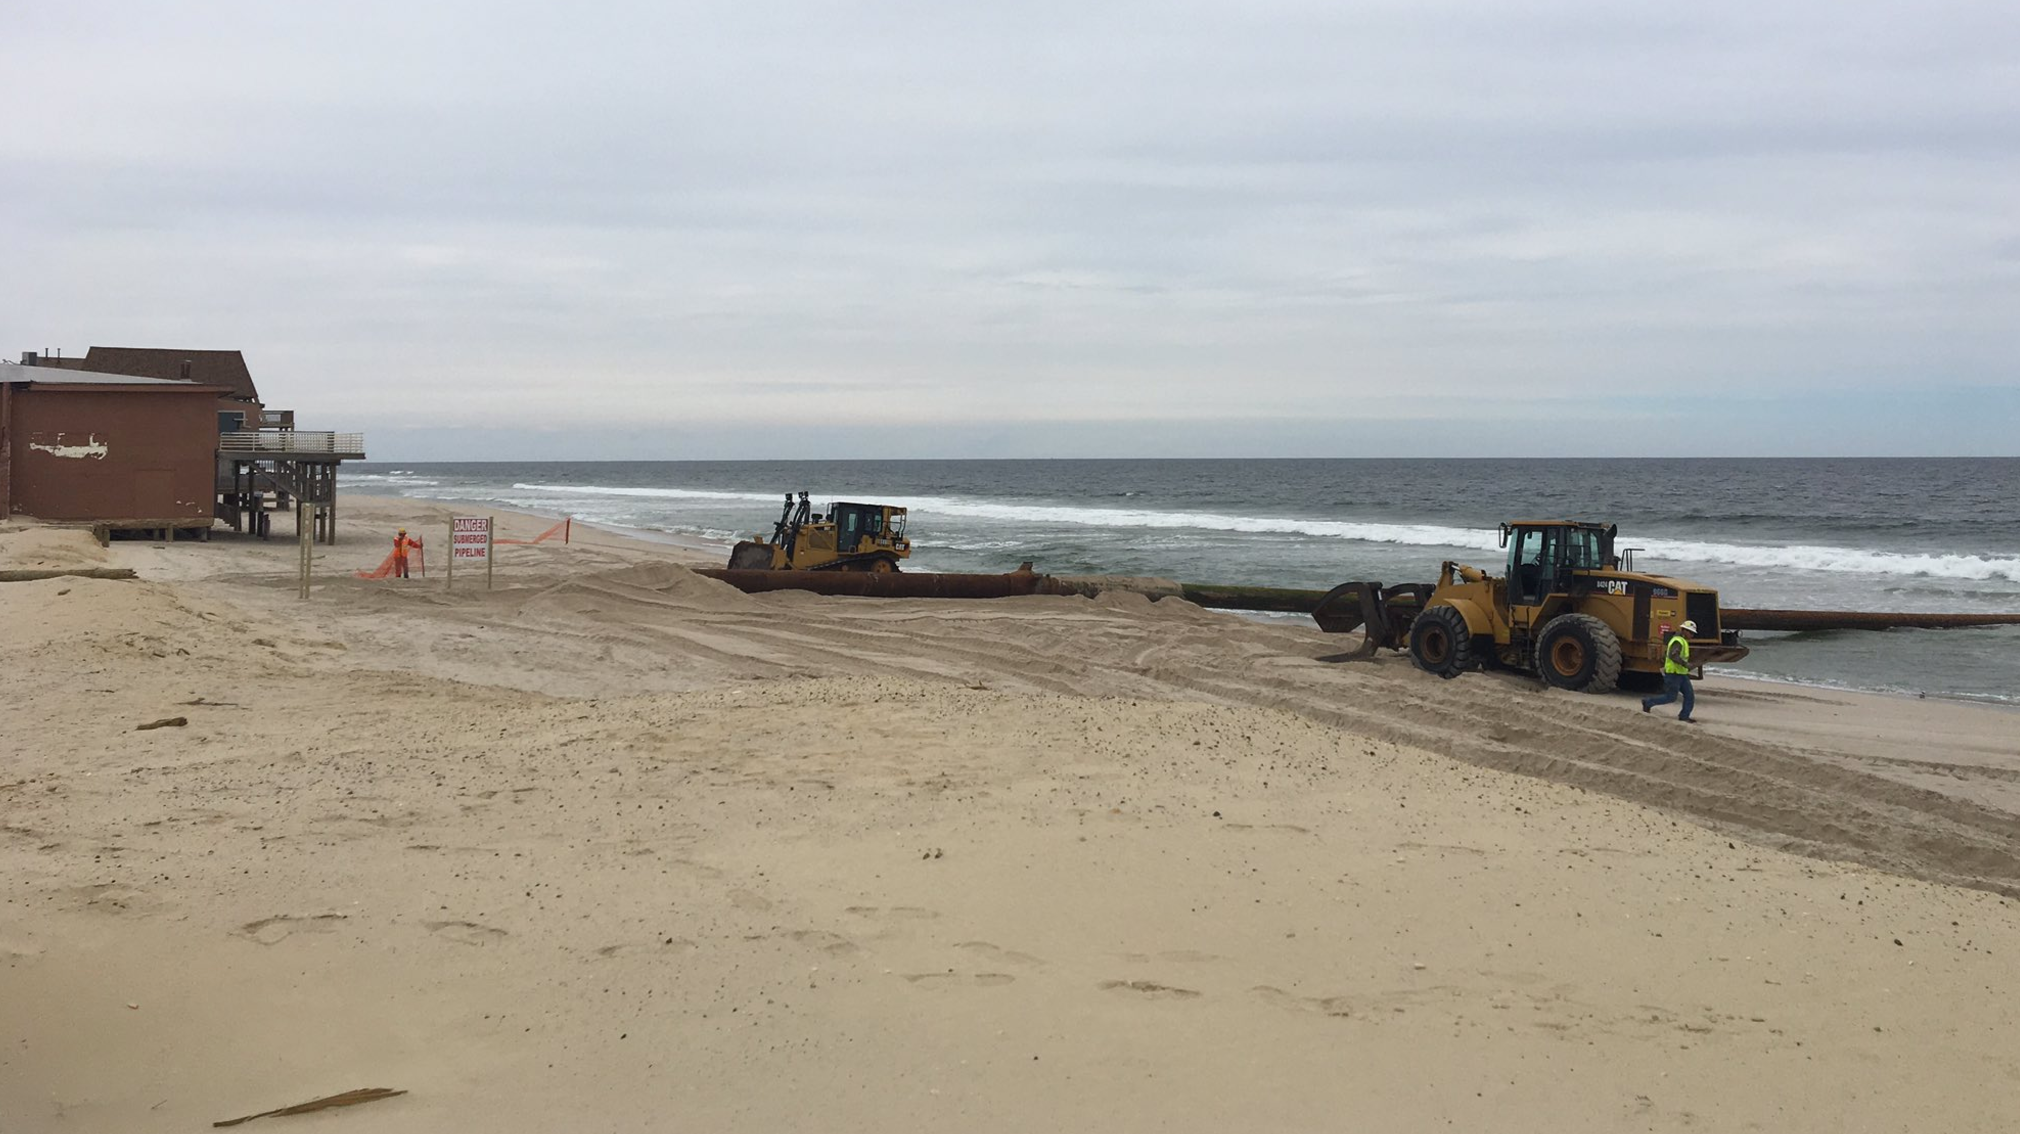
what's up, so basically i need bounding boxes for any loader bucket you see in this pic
[1312,581,1431,658]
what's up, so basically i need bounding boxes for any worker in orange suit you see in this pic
[392,527,423,579]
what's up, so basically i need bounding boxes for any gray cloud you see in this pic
[4,0,2015,455]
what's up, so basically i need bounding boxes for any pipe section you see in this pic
[696,570,2020,633]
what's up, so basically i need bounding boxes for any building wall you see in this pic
[0,383,12,519]
[5,385,219,522]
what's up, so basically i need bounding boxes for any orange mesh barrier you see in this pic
[354,551,398,580]
[355,546,425,579]
[357,518,566,581]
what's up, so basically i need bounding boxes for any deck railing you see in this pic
[219,431,366,456]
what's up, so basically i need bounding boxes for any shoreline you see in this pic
[363,487,2012,709]
[344,491,735,559]
[1707,663,2018,711]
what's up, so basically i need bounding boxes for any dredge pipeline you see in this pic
[1163,582,2020,634]
[696,568,1063,600]
[1719,609,2020,633]
[695,569,2020,634]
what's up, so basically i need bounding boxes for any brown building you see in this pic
[1,364,225,529]
[22,345,280,432]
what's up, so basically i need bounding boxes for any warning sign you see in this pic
[452,517,491,561]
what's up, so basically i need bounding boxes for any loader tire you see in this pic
[1409,605,1474,680]
[1534,614,1622,693]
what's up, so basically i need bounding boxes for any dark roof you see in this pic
[77,346,259,401]
[0,361,221,390]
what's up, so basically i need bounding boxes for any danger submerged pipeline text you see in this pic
[452,518,491,561]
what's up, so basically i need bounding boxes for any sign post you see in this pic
[297,500,312,599]
[452,517,492,591]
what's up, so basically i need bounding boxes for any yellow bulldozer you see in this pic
[1314,520,1748,692]
[726,491,912,573]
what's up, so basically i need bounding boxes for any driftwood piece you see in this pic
[0,568,138,582]
[135,717,188,731]
[213,1087,407,1127]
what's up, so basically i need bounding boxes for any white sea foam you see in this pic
[342,472,441,487]
[506,483,2020,583]
[1630,538,2020,583]
[514,483,782,504]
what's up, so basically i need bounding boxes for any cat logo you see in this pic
[1598,579,1631,596]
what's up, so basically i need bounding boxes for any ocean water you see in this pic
[342,458,2020,705]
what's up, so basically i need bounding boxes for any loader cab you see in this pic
[1501,522,1617,607]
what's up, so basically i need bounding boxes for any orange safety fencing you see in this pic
[356,518,569,579]
[496,517,571,545]
[355,548,425,580]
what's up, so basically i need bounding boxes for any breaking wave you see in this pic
[341,471,441,487]
[1630,538,2020,584]
[507,483,2020,583]
[515,483,780,504]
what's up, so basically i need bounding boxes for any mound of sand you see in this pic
[0,524,108,571]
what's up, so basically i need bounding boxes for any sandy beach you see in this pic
[5,494,2019,1132]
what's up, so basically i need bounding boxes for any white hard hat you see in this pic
[1679,620,1698,635]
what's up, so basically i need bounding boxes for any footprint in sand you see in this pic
[789,929,864,957]
[955,941,1044,967]
[595,938,695,959]
[904,972,1017,988]
[728,890,774,912]
[425,920,508,945]
[236,914,347,946]
[1116,949,1220,965]
[666,858,726,881]
[70,882,158,915]
[1252,985,1354,1017]
[1099,980,1201,1000]
[1222,823,1312,835]
[843,905,940,922]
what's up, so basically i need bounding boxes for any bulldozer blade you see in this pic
[726,541,775,570]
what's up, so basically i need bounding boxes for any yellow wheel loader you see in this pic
[1314,521,1748,692]
[727,491,912,572]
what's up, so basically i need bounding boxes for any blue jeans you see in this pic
[1643,673,1694,719]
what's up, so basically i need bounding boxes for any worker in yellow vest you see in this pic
[1640,620,1697,722]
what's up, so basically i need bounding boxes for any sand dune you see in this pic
[3,497,2018,1131]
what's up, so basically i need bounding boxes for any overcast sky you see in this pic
[4,1,2016,458]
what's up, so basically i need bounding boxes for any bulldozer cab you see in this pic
[831,502,905,554]
[1502,522,1616,612]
